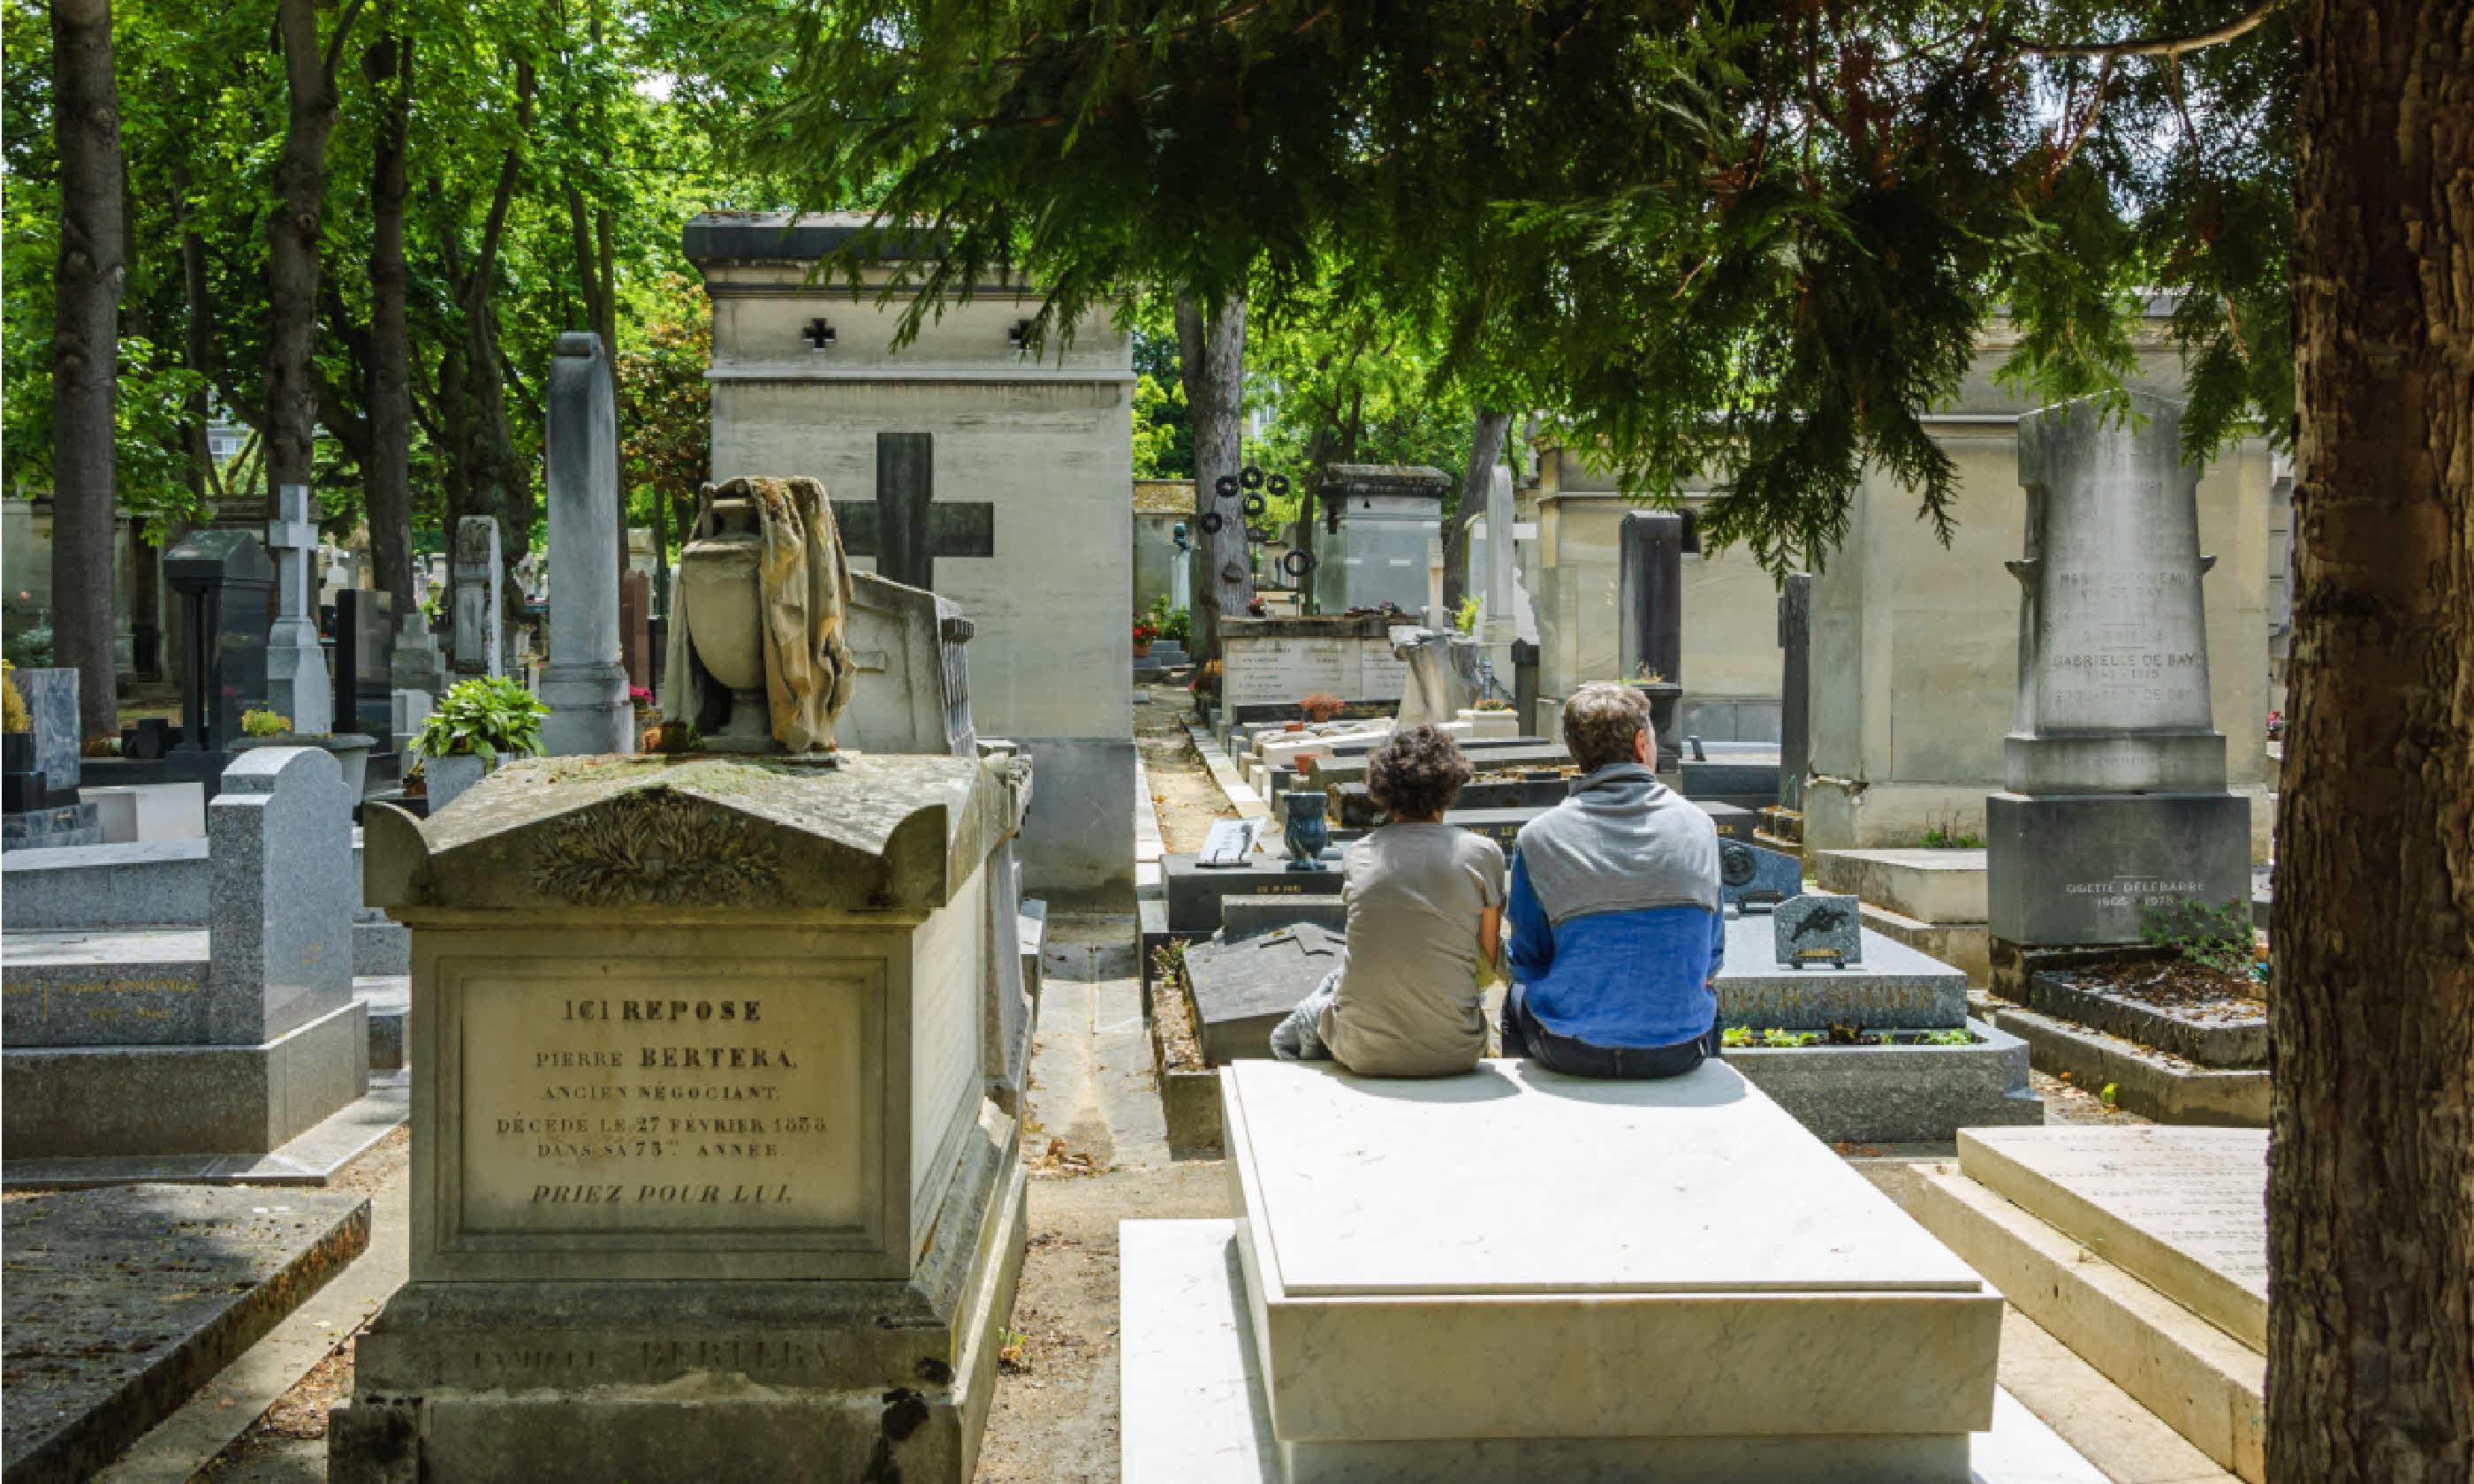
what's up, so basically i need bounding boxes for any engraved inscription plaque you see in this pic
[457,965,872,1237]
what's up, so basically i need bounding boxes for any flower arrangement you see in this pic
[1133,617,1159,655]
[241,708,293,738]
[1299,692,1345,723]
[628,685,657,720]
[2,662,27,734]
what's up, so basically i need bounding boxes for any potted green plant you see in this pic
[408,676,548,812]
[232,708,380,798]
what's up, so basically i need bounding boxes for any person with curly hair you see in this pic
[1269,723,1505,1074]
[1499,682,1725,1079]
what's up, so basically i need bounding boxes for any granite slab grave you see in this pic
[1681,754,1780,799]
[1300,742,1568,789]
[1700,799,1757,841]
[1332,775,1568,829]
[1711,917,2042,1142]
[1,1186,370,1482]
[4,668,103,850]
[1181,924,1340,1064]
[1775,892,1863,966]
[328,750,1036,1483]
[2025,969,2266,1068]
[164,528,273,761]
[1,747,371,1162]
[1193,1058,2006,1481]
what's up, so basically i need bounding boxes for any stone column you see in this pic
[1482,466,1518,680]
[538,332,634,753]
[262,483,333,733]
[1618,510,1686,768]
[1778,573,1810,810]
[1986,390,2250,967]
[451,516,504,681]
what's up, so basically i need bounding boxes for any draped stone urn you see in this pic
[674,494,774,752]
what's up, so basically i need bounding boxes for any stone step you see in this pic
[1908,1163,2265,1482]
[1957,1126,2266,1352]
[1987,1002,2269,1125]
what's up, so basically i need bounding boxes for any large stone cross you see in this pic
[262,482,331,731]
[832,432,995,594]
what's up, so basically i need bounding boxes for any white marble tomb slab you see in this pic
[1221,1058,2002,1448]
[1122,1218,2105,1484]
[1959,1124,2267,1351]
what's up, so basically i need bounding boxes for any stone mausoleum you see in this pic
[686,212,1136,908]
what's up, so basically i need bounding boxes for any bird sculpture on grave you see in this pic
[660,475,857,754]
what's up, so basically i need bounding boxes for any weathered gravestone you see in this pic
[329,752,1035,1481]
[1180,924,1341,1064]
[1987,391,2250,957]
[539,333,635,755]
[263,483,333,732]
[165,530,274,756]
[451,516,505,680]
[618,570,653,692]
[1,746,369,1162]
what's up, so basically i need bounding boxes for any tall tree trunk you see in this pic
[262,0,358,495]
[1175,285,1248,660]
[2270,1,2473,1479]
[1442,408,1512,617]
[49,0,126,739]
[362,24,414,617]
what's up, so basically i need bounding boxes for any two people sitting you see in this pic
[1271,682,1724,1079]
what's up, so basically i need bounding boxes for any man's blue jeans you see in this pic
[1500,983,1719,1079]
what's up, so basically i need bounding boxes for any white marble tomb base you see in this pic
[1185,1058,2023,1482]
[1124,1218,2108,1484]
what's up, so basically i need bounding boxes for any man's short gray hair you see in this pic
[1562,683,1656,773]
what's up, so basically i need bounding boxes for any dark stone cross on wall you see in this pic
[832,432,997,594]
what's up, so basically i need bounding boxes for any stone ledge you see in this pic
[2,1071,406,1189]
[0,1187,370,1482]
[1986,1003,2268,1126]
[1907,1166,2264,1482]
[1723,1018,2044,1145]
[2023,971,2265,1068]
[1813,847,1988,923]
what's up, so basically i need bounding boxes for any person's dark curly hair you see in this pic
[1366,723,1473,822]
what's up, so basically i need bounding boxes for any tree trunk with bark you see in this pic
[2270,1,2473,1479]
[262,0,358,496]
[49,0,126,739]
[362,25,415,615]
[1442,408,1513,617]
[1175,285,1249,660]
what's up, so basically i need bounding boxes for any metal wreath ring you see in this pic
[1281,549,1317,576]
[1242,492,1268,517]
[1240,466,1266,490]
[1198,511,1226,534]
[1214,473,1241,499]
[1266,473,1291,496]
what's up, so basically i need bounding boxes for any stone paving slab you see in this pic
[2,1185,369,1480]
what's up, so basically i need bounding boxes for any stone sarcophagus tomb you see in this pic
[329,751,1032,1481]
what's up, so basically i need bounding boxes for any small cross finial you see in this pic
[801,318,836,351]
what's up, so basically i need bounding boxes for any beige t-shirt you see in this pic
[1319,823,1506,1076]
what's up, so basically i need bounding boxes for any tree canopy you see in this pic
[738,0,2293,573]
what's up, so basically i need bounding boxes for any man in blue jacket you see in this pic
[1500,682,1726,1079]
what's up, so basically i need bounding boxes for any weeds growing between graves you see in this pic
[2141,898,2260,980]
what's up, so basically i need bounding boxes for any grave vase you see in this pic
[676,496,773,752]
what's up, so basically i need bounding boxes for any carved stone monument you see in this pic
[1618,510,1688,770]
[1987,391,2250,958]
[328,750,1034,1481]
[451,517,504,681]
[538,332,636,755]
[665,476,858,753]
[263,483,333,732]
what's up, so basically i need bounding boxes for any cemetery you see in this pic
[3,6,2465,1482]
